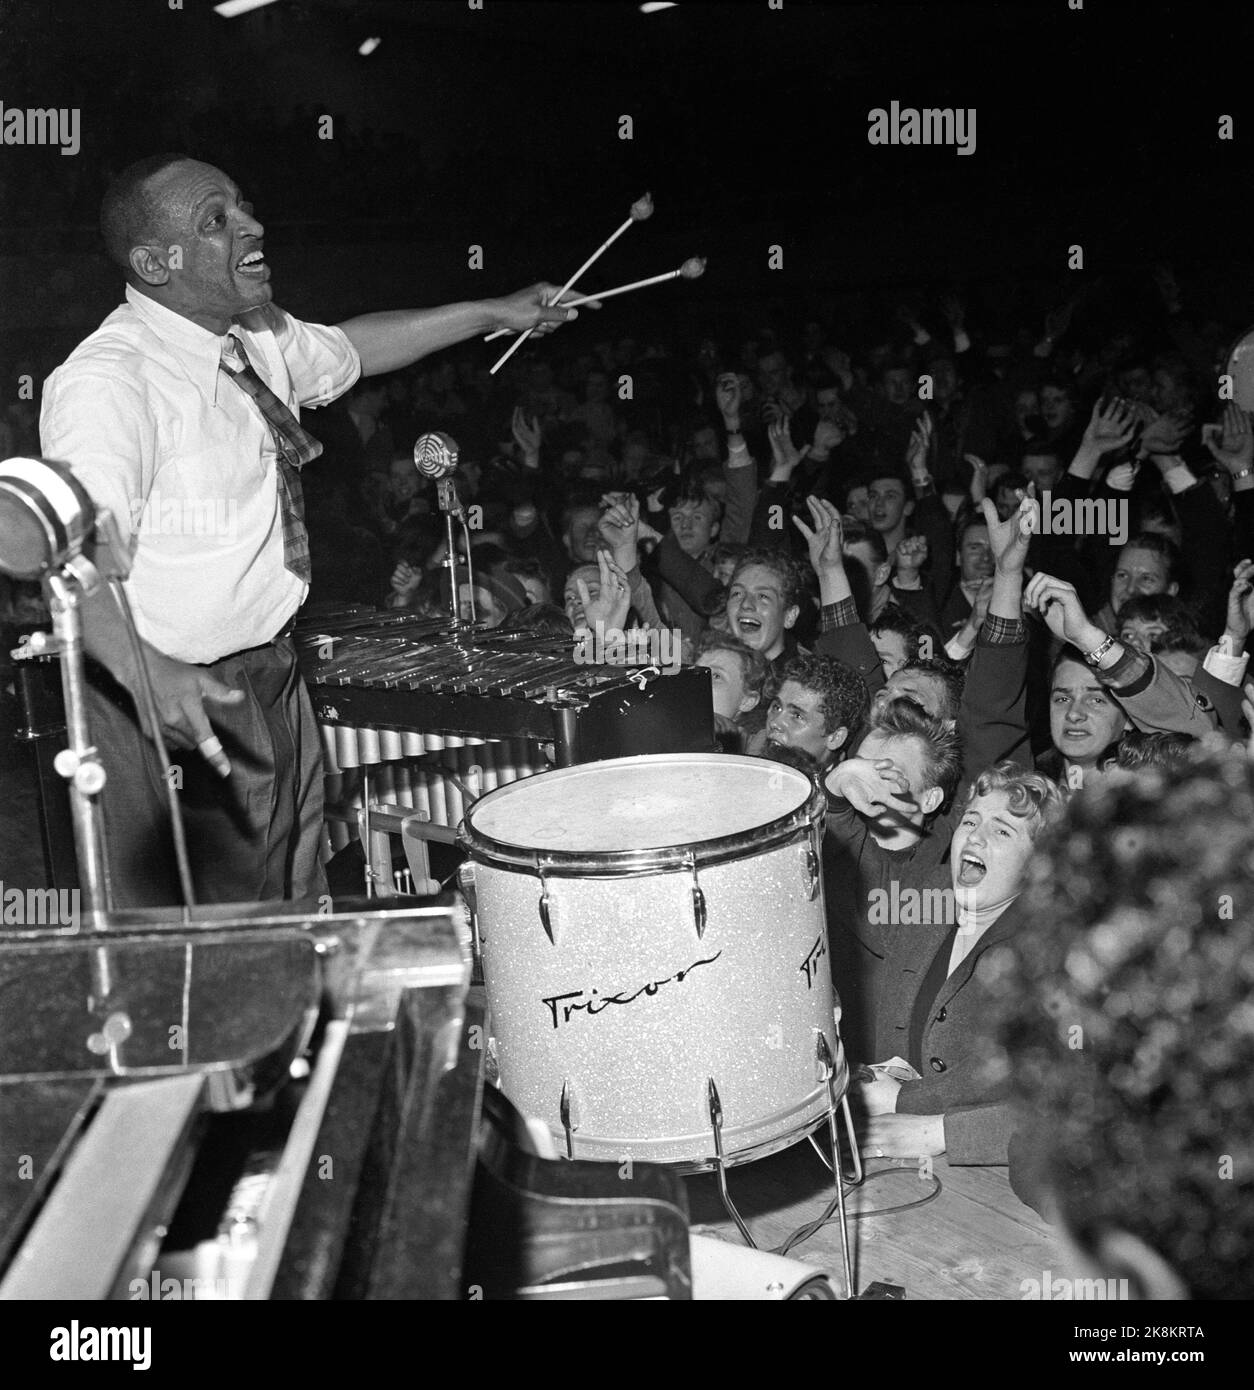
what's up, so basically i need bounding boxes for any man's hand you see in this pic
[981,490,1038,574]
[1105,460,1139,492]
[1224,559,1254,645]
[491,282,585,337]
[1083,397,1138,454]
[824,757,918,819]
[792,495,845,574]
[1243,679,1254,757]
[1203,403,1254,476]
[134,650,246,775]
[861,1113,946,1160]
[965,453,989,503]
[1024,572,1107,653]
[715,372,742,429]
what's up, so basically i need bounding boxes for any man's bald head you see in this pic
[99,153,196,274]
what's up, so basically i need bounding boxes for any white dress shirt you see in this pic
[40,286,360,663]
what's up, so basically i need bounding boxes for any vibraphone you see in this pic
[296,607,714,869]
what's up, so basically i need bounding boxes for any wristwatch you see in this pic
[1085,634,1117,667]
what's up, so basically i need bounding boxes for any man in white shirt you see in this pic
[40,153,581,907]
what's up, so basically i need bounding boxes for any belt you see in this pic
[201,618,297,666]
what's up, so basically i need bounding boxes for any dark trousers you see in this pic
[86,634,327,909]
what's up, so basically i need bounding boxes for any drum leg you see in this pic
[817,1032,855,1299]
[707,1078,755,1248]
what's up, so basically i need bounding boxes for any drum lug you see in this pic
[684,852,707,939]
[559,1076,580,1159]
[536,860,557,944]
[803,833,821,902]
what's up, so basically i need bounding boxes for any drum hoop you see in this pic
[0,476,65,578]
[459,779,827,876]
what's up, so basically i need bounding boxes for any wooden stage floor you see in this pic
[686,1139,1061,1300]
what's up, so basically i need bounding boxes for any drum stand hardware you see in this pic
[700,1031,857,1299]
[559,1078,578,1160]
[534,856,558,945]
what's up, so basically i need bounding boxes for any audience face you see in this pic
[1117,364,1153,403]
[459,583,506,627]
[867,478,911,535]
[1118,614,1168,651]
[844,485,871,524]
[815,386,842,423]
[1021,451,1061,492]
[765,679,845,763]
[1013,388,1040,433]
[757,352,790,398]
[870,668,951,724]
[951,789,1036,907]
[711,552,739,587]
[928,357,959,403]
[854,729,944,829]
[669,497,719,557]
[881,367,913,408]
[690,426,721,463]
[871,629,911,678]
[1039,384,1075,433]
[1110,545,1176,614]
[1050,657,1127,766]
[697,648,760,721]
[957,522,993,584]
[727,563,798,659]
[389,458,418,503]
[564,506,603,563]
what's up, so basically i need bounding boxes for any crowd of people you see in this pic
[284,277,1254,1296]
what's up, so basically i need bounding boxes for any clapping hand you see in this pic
[895,534,929,580]
[1224,559,1254,644]
[1140,409,1192,458]
[906,412,934,482]
[715,372,742,426]
[511,406,542,460]
[767,415,802,473]
[390,561,423,602]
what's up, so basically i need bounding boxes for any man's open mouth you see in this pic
[235,248,268,278]
[736,614,762,633]
[957,852,987,886]
[1063,727,1092,741]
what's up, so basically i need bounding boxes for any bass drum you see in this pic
[460,754,844,1171]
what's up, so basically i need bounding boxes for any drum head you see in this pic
[463,753,819,867]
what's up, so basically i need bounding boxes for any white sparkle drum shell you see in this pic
[461,754,842,1170]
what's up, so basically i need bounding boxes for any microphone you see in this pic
[414,431,460,480]
[0,456,96,580]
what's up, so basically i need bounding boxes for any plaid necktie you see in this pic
[218,332,322,584]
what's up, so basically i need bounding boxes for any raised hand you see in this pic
[965,452,989,502]
[598,492,641,567]
[493,282,583,337]
[1083,397,1138,454]
[715,372,742,427]
[980,488,1038,573]
[1024,571,1103,650]
[511,406,542,459]
[767,415,802,473]
[576,550,632,631]
[1203,403,1254,476]
[906,412,933,482]
[824,756,918,819]
[792,495,845,574]
[1224,559,1254,644]
[894,534,929,578]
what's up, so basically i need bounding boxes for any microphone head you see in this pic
[680,256,707,280]
[0,457,95,580]
[630,192,654,222]
[413,431,460,479]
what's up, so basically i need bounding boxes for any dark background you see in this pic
[1,0,1253,371]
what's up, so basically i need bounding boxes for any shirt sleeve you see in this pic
[40,369,155,550]
[264,305,361,408]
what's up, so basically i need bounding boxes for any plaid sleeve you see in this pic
[820,597,859,634]
[978,613,1026,646]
